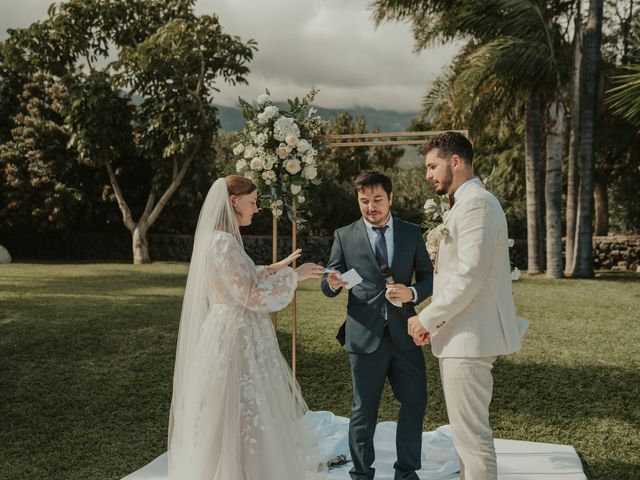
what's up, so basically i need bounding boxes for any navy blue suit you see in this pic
[321,217,433,480]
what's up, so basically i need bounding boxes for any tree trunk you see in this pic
[545,99,565,278]
[594,172,609,236]
[565,5,582,274]
[132,225,150,265]
[572,0,603,278]
[525,91,544,274]
[537,129,546,271]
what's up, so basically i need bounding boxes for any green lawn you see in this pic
[0,263,639,480]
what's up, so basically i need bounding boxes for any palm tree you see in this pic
[374,0,570,276]
[571,0,604,278]
[545,99,565,277]
[565,5,582,274]
[608,65,640,123]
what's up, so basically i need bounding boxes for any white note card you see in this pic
[340,269,363,290]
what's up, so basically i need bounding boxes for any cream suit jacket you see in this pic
[419,182,527,358]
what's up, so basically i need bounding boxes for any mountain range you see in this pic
[217,104,418,133]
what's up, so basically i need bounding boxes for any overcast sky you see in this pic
[1,0,458,112]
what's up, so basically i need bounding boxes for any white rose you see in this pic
[257,112,269,124]
[265,155,277,170]
[285,134,299,147]
[250,157,265,171]
[277,143,290,159]
[425,230,440,261]
[233,144,244,156]
[273,116,299,141]
[303,152,316,164]
[434,224,449,242]
[423,198,438,215]
[297,194,305,204]
[301,165,317,180]
[256,93,271,106]
[284,159,302,175]
[235,159,247,172]
[262,170,276,184]
[290,184,302,195]
[296,139,311,153]
[264,105,279,119]
[243,145,256,159]
[255,133,267,146]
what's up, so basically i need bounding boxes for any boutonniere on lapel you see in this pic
[422,198,451,272]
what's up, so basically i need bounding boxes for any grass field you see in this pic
[0,262,639,479]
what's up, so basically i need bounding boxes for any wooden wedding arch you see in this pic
[272,129,470,386]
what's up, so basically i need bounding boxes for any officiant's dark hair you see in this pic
[423,131,474,166]
[354,170,392,197]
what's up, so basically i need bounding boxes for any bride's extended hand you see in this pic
[267,248,302,274]
[296,262,326,281]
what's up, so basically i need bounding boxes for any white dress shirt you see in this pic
[453,177,483,203]
[362,214,417,303]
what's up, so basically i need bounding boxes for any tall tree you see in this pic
[0,42,25,143]
[3,0,255,263]
[0,77,95,232]
[572,0,604,277]
[545,100,565,277]
[565,4,582,274]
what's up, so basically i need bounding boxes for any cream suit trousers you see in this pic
[439,356,498,480]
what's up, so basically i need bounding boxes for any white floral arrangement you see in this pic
[422,197,451,263]
[421,195,520,281]
[233,88,327,227]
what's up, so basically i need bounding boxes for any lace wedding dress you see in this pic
[166,179,326,480]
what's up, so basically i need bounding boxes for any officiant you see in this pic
[321,170,433,480]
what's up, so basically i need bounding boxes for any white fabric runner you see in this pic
[121,411,586,480]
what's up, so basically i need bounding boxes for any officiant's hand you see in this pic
[326,271,348,290]
[267,248,302,274]
[386,283,414,303]
[296,262,327,281]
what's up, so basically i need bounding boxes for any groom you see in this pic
[408,132,526,480]
[322,170,433,480]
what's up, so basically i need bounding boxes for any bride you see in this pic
[168,175,327,480]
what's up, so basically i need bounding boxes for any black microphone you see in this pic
[380,264,394,284]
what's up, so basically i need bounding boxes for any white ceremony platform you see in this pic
[121,412,586,480]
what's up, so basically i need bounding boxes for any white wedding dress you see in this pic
[162,179,326,480]
[167,231,326,480]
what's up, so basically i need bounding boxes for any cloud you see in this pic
[1,0,458,112]
[205,0,457,110]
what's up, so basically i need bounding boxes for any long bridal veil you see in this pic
[167,178,245,474]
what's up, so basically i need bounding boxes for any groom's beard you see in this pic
[434,166,454,195]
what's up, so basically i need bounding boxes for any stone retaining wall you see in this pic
[1,233,639,271]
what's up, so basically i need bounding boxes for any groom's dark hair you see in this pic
[354,170,392,197]
[423,131,474,166]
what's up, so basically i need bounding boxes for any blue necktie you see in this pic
[372,225,389,268]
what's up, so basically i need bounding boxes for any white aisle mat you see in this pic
[121,412,586,480]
